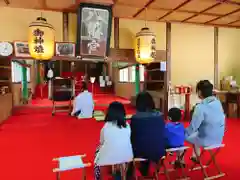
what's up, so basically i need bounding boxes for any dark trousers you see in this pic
[127,160,150,179]
[73,110,94,117]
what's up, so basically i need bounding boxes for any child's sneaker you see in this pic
[190,157,200,164]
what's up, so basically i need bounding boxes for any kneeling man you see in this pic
[71,82,94,119]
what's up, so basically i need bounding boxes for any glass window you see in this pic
[129,65,145,82]
[139,65,145,82]
[11,62,30,83]
[119,67,129,82]
[130,66,135,82]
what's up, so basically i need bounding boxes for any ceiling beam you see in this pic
[205,7,240,24]
[181,0,226,22]
[225,0,240,6]
[38,0,47,9]
[167,19,240,29]
[227,19,240,25]
[158,0,192,21]
[133,0,155,18]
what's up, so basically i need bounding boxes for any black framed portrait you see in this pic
[56,43,75,57]
[76,3,112,58]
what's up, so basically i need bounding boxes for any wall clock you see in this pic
[0,42,13,56]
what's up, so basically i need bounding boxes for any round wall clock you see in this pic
[0,42,13,56]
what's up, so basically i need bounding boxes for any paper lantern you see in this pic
[28,17,55,60]
[135,27,156,64]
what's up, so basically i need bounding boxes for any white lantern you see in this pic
[135,27,156,64]
[28,17,55,60]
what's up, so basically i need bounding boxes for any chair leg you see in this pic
[179,150,188,179]
[133,161,138,180]
[56,172,60,180]
[191,149,208,178]
[120,163,127,180]
[82,168,86,180]
[159,158,170,180]
[208,150,222,174]
[205,149,220,166]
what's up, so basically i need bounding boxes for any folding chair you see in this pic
[133,157,169,180]
[189,144,226,180]
[164,146,190,180]
[52,154,91,180]
[99,162,130,180]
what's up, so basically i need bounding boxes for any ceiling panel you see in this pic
[229,0,240,2]
[227,10,240,18]
[113,4,140,18]
[4,0,40,9]
[186,14,218,23]
[116,0,149,8]
[210,16,237,24]
[46,0,72,9]
[149,0,187,10]
[136,9,169,21]
[0,1,6,6]
[179,0,218,12]
[163,11,195,21]
[205,3,239,15]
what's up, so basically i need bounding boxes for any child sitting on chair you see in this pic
[94,102,133,180]
[165,107,185,167]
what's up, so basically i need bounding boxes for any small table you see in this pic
[214,90,240,117]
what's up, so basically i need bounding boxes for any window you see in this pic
[129,65,145,82]
[119,67,129,82]
[139,65,145,82]
[11,62,30,83]
[130,66,135,82]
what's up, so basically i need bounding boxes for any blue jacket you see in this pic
[165,122,185,148]
[130,111,166,163]
[185,96,225,147]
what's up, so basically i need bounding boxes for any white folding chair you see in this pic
[189,144,226,180]
[99,162,130,180]
[133,157,169,180]
[164,146,190,180]
[52,154,91,180]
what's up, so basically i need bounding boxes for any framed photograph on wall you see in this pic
[76,3,112,57]
[14,41,30,58]
[56,43,75,57]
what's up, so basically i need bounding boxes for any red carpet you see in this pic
[31,94,130,107]
[0,107,239,179]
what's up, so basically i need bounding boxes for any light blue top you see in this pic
[75,90,94,118]
[185,96,225,147]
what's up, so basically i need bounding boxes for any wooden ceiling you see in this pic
[1,0,240,28]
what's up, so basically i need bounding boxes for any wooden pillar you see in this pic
[110,17,120,80]
[62,12,69,75]
[114,18,119,49]
[164,22,171,117]
[214,27,219,89]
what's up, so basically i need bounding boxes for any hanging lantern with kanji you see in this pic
[28,17,55,60]
[135,27,156,64]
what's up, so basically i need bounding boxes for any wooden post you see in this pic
[164,22,171,117]
[114,18,119,49]
[110,17,120,80]
[62,12,69,76]
[214,27,219,89]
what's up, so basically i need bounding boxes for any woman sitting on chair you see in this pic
[94,101,133,180]
[127,92,166,178]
